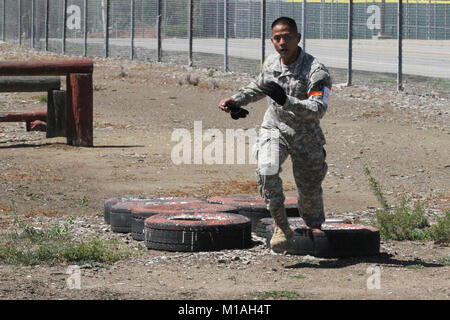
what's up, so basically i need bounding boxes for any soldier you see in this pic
[218,17,332,249]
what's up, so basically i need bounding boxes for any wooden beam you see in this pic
[0,76,60,92]
[0,59,93,76]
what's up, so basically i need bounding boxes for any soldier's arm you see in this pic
[283,67,332,120]
[230,68,268,107]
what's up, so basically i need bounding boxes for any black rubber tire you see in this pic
[103,197,123,224]
[109,197,203,234]
[207,194,299,215]
[206,194,299,231]
[104,196,161,225]
[130,202,239,240]
[255,217,353,238]
[144,212,252,252]
[109,199,154,234]
[131,214,156,241]
[265,224,380,258]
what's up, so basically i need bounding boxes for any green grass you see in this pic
[370,77,397,84]
[435,257,450,266]
[252,290,302,300]
[406,264,425,269]
[80,196,89,208]
[375,198,430,241]
[39,95,47,103]
[432,78,450,90]
[364,167,389,211]
[364,167,449,244]
[0,199,137,266]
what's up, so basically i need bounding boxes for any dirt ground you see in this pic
[0,42,449,300]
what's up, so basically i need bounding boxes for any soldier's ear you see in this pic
[297,33,302,43]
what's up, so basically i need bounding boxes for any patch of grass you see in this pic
[39,95,47,103]
[80,196,89,208]
[0,199,136,266]
[375,198,429,241]
[432,78,450,90]
[370,77,396,84]
[207,69,215,77]
[252,290,302,300]
[406,264,425,269]
[363,168,449,244]
[364,167,389,211]
[0,237,133,266]
[435,257,450,266]
[427,211,450,244]
[293,275,306,279]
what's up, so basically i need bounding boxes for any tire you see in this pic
[104,196,177,225]
[131,202,239,241]
[144,212,252,252]
[206,194,299,231]
[103,197,125,224]
[109,197,202,234]
[265,223,380,258]
[255,217,353,238]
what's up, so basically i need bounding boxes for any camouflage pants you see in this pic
[254,127,328,223]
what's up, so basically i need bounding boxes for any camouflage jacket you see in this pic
[231,47,332,147]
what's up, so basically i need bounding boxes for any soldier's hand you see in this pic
[218,98,249,120]
[218,98,236,113]
[257,80,287,106]
[230,107,249,120]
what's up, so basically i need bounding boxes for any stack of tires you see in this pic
[104,196,251,252]
[103,195,380,257]
[206,194,300,231]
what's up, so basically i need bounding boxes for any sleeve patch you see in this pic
[323,87,330,105]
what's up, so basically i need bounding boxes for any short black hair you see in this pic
[271,17,298,34]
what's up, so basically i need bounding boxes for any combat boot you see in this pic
[269,206,294,249]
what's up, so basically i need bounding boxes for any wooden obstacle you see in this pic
[0,59,94,147]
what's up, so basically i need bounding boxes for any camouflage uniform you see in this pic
[231,47,331,225]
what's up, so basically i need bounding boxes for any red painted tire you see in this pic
[144,212,252,252]
[109,197,202,233]
[104,196,161,224]
[255,217,353,238]
[131,202,238,241]
[266,223,380,258]
[207,194,299,231]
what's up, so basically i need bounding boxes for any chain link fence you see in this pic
[1,0,449,87]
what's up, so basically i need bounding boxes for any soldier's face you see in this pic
[271,24,301,63]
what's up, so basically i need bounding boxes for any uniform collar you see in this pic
[274,47,304,75]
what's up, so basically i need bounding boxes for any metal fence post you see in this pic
[62,0,67,55]
[31,0,35,48]
[188,0,193,66]
[18,0,22,45]
[83,0,87,57]
[104,0,110,58]
[157,0,162,62]
[301,0,306,51]
[347,0,353,86]
[131,0,135,60]
[398,0,403,91]
[2,0,5,42]
[45,0,49,51]
[224,0,228,72]
[261,0,266,67]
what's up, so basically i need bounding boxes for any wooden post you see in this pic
[46,90,67,138]
[67,73,93,147]
[0,59,94,147]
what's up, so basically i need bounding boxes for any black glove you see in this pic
[224,100,249,120]
[257,80,287,106]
